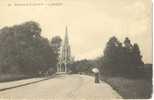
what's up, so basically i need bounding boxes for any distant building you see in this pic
[57,27,73,73]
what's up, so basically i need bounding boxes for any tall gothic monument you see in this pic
[57,27,72,73]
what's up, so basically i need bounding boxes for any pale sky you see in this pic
[0,0,152,63]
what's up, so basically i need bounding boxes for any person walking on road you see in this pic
[92,68,100,83]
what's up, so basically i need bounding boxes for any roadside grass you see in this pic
[0,74,42,82]
[0,72,56,83]
[101,76,152,99]
[0,74,34,83]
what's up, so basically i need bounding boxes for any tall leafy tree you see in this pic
[101,36,144,77]
[102,36,122,75]
[132,43,144,67]
[51,36,62,55]
[0,21,57,75]
[124,37,132,50]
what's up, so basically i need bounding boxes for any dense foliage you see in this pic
[51,36,62,55]
[70,59,92,74]
[0,21,58,75]
[101,36,144,78]
[70,59,102,75]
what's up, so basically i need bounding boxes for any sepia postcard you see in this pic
[0,0,153,100]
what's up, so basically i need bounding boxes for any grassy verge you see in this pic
[0,74,34,82]
[101,76,152,99]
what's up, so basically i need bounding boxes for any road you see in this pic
[0,74,122,100]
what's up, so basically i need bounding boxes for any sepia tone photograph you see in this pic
[0,0,153,99]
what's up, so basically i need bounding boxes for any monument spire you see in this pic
[64,26,69,44]
[57,26,72,73]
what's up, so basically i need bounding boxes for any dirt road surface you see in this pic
[0,74,122,100]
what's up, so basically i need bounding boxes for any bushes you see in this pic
[70,59,95,74]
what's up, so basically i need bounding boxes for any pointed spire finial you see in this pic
[64,26,69,44]
[66,26,68,34]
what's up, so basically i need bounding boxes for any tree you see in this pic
[101,36,144,78]
[51,36,62,54]
[0,21,58,75]
[70,59,95,74]
[132,43,144,67]
[124,37,132,50]
[102,36,122,76]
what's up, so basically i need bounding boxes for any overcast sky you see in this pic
[0,0,152,63]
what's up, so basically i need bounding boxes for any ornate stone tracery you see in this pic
[57,27,72,73]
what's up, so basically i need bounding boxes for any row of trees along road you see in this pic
[0,21,145,78]
[0,21,58,76]
[101,36,144,78]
